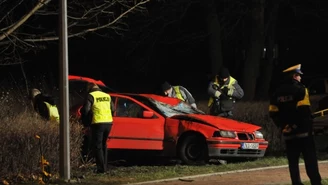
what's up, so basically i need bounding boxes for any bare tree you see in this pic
[243,0,328,100]
[204,0,223,77]
[255,0,280,100]
[240,0,265,101]
[0,0,151,65]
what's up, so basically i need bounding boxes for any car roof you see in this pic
[68,75,181,106]
[69,75,117,92]
[69,75,106,86]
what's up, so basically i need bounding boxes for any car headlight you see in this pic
[213,130,236,138]
[254,131,264,139]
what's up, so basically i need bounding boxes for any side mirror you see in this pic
[143,110,154,118]
[77,106,82,117]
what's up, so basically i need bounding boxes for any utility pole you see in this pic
[59,0,70,181]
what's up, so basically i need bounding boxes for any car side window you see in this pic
[116,98,145,118]
[110,95,116,111]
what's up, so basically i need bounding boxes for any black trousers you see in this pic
[81,131,93,162]
[285,135,322,185]
[91,123,112,173]
[209,101,233,118]
[209,105,233,118]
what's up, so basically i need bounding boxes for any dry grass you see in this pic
[0,112,83,183]
[0,88,83,184]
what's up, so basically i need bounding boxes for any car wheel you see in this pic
[178,135,208,165]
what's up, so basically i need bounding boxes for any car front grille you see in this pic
[220,149,263,155]
[237,133,255,140]
[212,131,257,139]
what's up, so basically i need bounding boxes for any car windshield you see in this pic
[149,98,205,117]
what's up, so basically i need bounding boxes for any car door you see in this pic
[107,95,166,150]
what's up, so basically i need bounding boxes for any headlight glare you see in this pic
[254,131,264,139]
[219,130,236,138]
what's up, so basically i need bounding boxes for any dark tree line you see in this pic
[121,0,328,100]
[1,0,328,100]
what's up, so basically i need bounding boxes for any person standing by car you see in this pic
[161,81,198,109]
[269,64,322,185]
[80,83,115,174]
[207,67,244,118]
[30,88,60,123]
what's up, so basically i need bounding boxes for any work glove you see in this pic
[227,86,235,96]
[220,92,228,99]
[221,87,229,95]
[191,103,197,109]
[214,91,221,98]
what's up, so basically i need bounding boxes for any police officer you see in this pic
[207,67,244,118]
[80,83,115,174]
[269,64,322,185]
[30,88,59,123]
[161,81,197,109]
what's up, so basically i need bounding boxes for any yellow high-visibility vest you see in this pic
[90,91,113,124]
[208,76,236,107]
[44,102,60,123]
[173,86,184,101]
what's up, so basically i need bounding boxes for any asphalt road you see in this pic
[128,161,328,185]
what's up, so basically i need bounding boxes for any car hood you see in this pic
[171,114,261,132]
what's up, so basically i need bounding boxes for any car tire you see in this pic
[178,135,208,165]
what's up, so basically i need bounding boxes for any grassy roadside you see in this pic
[49,154,327,185]
[51,157,291,185]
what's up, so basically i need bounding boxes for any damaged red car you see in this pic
[69,75,269,165]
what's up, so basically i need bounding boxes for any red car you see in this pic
[69,75,269,164]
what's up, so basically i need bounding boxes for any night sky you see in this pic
[1,1,328,99]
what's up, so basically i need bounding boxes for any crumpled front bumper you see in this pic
[207,140,268,158]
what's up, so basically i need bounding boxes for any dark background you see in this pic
[1,0,328,100]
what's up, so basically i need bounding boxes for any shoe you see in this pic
[95,169,109,175]
[93,168,103,173]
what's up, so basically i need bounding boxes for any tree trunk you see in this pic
[241,0,265,100]
[205,0,223,76]
[256,1,280,100]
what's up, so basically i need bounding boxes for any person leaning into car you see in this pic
[80,82,115,174]
[207,67,244,118]
[269,64,322,185]
[161,81,198,109]
[30,88,60,123]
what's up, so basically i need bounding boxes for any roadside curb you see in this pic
[125,160,328,185]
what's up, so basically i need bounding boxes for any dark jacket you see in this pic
[207,76,244,112]
[33,94,57,121]
[168,86,197,108]
[269,79,313,138]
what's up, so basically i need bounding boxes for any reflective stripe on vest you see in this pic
[90,91,113,124]
[44,102,60,123]
[173,86,185,101]
[296,88,311,107]
[208,76,237,107]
